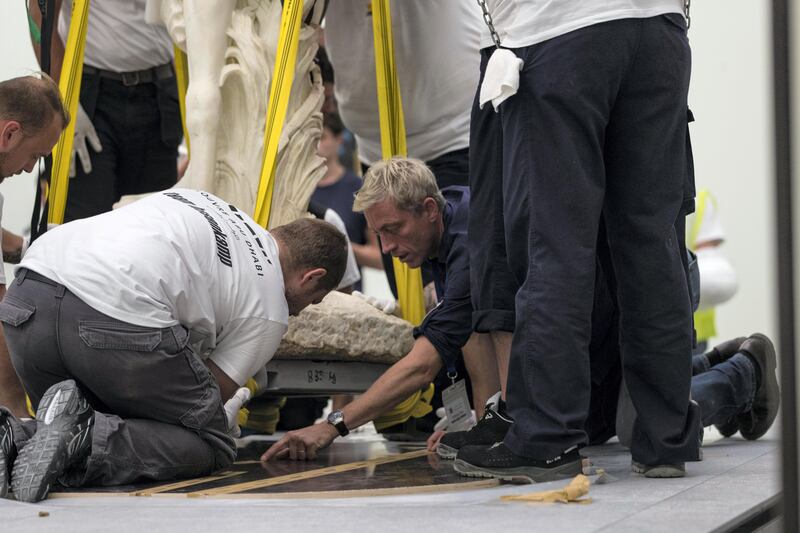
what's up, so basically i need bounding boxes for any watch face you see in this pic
[328,411,343,425]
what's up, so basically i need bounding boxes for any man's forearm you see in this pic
[2,229,25,264]
[339,336,442,430]
[27,0,66,82]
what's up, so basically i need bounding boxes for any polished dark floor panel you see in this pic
[240,454,463,494]
[50,438,464,496]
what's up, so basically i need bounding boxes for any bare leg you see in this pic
[461,333,501,417]
[0,286,28,416]
[179,0,236,192]
[490,331,512,401]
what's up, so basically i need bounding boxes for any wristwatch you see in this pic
[326,410,349,437]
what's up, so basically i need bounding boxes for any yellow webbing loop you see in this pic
[373,383,434,431]
[26,394,35,418]
[173,45,190,158]
[47,0,90,224]
[253,0,304,229]
[371,0,425,326]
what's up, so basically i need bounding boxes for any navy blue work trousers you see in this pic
[498,15,702,465]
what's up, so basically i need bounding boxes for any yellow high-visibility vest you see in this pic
[688,190,716,342]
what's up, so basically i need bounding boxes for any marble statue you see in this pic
[145,0,327,226]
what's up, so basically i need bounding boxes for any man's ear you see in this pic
[422,197,440,222]
[0,121,22,151]
[300,267,327,286]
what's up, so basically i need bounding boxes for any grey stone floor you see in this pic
[1,428,780,533]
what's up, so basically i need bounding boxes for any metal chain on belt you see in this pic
[476,0,502,48]
[684,0,691,29]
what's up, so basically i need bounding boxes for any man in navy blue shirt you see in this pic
[262,157,477,461]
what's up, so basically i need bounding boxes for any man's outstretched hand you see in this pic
[261,422,339,462]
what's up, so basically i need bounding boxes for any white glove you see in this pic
[70,104,103,177]
[352,290,399,316]
[223,387,251,438]
[433,406,476,433]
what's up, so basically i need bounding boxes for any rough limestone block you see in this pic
[275,291,413,364]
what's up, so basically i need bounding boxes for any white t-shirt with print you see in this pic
[20,189,288,385]
[59,0,173,72]
[325,0,482,165]
[478,0,685,49]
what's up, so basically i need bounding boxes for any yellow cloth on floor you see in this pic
[501,474,591,504]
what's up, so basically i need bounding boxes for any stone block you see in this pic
[274,291,414,364]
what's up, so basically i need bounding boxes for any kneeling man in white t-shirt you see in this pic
[0,189,347,502]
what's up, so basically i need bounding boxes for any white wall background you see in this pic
[0,1,778,340]
[687,1,776,343]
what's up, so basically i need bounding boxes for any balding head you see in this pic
[0,73,69,179]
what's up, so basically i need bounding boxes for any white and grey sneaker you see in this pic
[11,380,93,503]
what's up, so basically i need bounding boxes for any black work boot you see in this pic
[11,380,94,503]
[454,442,583,483]
[437,399,512,459]
[714,417,739,438]
[737,333,780,441]
[706,336,747,367]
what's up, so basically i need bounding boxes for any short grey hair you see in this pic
[353,157,445,213]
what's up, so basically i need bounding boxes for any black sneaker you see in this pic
[0,409,19,498]
[631,461,685,478]
[11,380,94,503]
[453,442,583,483]
[737,333,780,440]
[437,401,512,459]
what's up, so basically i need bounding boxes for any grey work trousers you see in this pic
[0,268,235,486]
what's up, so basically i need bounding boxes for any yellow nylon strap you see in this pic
[253,0,304,229]
[371,0,425,326]
[47,0,90,224]
[173,45,190,158]
[373,383,434,431]
[688,189,710,249]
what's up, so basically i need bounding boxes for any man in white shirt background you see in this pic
[28,0,182,221]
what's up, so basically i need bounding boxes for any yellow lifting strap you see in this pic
[173,45,190,158]
[371,0,426,326]
[372,383,435,431]
[253,0,304,229]
[47,0,90,225]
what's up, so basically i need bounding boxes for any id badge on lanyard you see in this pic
[441,371,472,432]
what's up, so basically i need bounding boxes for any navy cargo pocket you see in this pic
[0,297,35,327]
[78,320,162,351]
